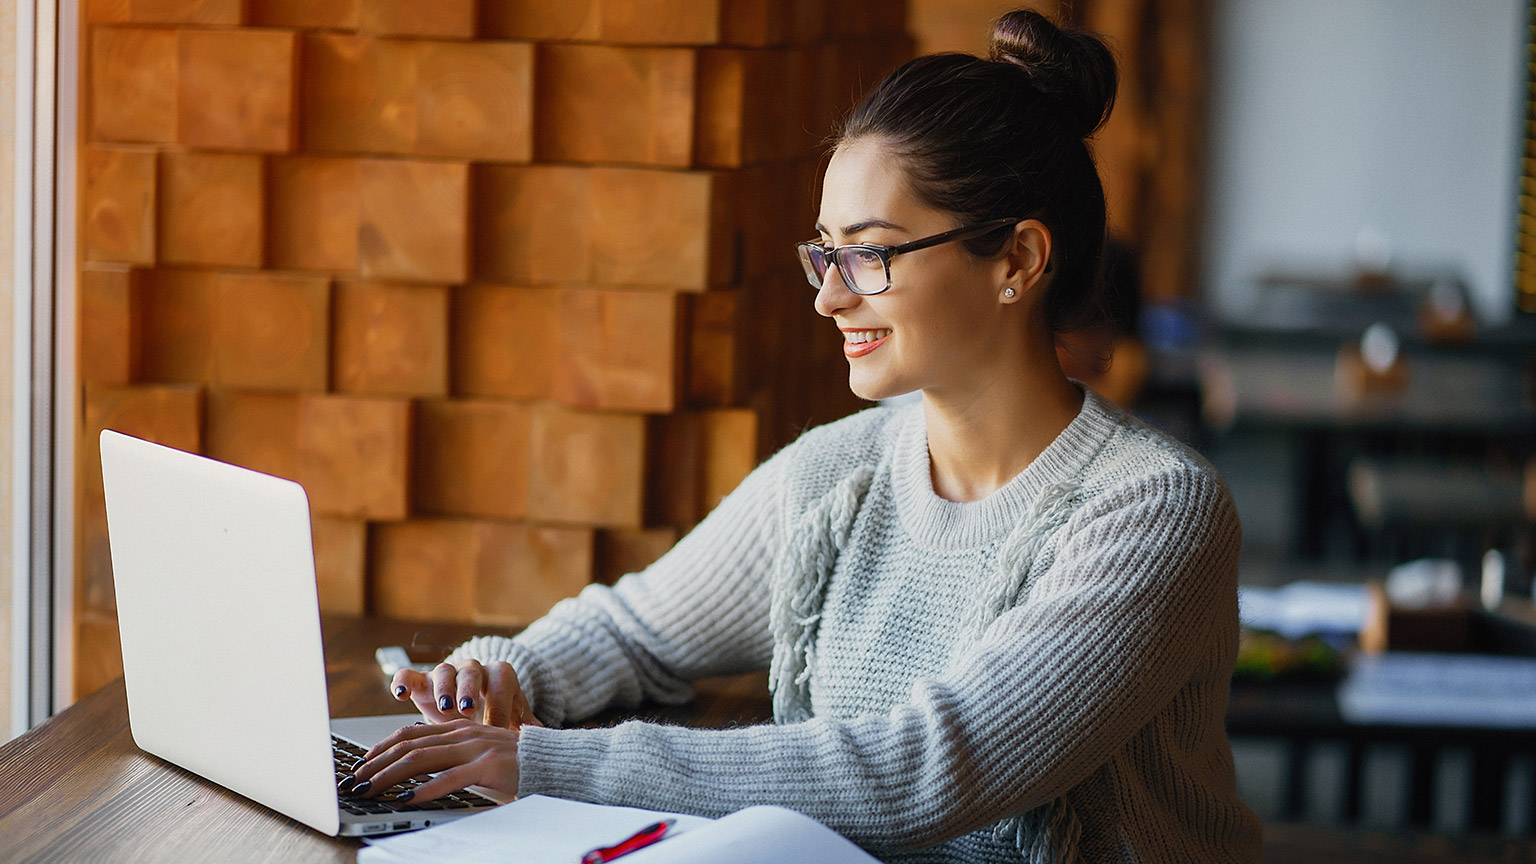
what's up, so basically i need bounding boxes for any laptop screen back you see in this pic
[100,429,341,835]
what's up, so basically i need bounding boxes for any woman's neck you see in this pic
[921,363,1084,503]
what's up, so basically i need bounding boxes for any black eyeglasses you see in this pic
[794,218,1021,295]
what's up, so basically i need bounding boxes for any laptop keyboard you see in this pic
[333,735,496,816]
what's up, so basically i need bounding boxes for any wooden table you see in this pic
[0,616,770,863]
[6,615,1536,863]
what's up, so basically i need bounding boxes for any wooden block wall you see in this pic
[75,0,903,698]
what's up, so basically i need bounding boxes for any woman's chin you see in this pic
[846,373,914,404]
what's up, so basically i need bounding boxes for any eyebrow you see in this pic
[813,218,906,238]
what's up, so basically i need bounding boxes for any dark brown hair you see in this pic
[835,9,1118,334]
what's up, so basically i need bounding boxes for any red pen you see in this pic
[580,819,675,864]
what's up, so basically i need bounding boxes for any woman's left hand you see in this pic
[350,719,523,802]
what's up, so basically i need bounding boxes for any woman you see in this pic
[349,10,1263,862]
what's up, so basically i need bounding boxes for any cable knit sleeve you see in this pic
[445,444,789,727]
[513,464,1241,854]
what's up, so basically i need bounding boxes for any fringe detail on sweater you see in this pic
[992,797,1085,864]
[768,466,874,724]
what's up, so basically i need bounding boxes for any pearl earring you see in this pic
[1004,288,1016,299]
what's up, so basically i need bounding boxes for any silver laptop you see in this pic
[99,429,505,837]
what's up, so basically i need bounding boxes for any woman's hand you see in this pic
[351,719,522,802]
[390,659,540,728]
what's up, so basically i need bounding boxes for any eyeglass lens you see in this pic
[798,245,888,295]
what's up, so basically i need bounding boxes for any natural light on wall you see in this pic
[1204,0,1526,325]
[2,0,19,743]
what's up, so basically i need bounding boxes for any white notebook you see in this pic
[357,794,880,864]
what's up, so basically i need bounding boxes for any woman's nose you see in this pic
[813,264,859,318]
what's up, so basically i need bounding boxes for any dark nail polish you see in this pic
[413,720,426,726]
[393,685,407,697]
[394,790,415,803]
[337,775,357,792]
[438,696,452,712]
[458,697,474,711]
[352,780,373,796]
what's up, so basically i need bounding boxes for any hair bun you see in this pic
[988,9,1118,139]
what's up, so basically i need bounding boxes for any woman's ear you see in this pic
[1000,219,1052,303]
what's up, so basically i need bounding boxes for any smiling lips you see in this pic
[841,328,892,358]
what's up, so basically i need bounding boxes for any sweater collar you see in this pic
[891,387,1120,550]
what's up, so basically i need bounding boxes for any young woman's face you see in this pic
[813,138,1015,402]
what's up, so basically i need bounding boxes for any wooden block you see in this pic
[312,516,367,615]
[645,411,701,525]
[694,49,747,167]
[360,0,476,37]
[205,389,302,479]
[783,49,825,155]
[301,34,418,155]
[719,0,791,46]
[534,44,695,167]
[415,41,534,162]
[588,167,733,289]
[76,610,123,701]
[472,523,594,626]
[596,0,720,44]
[372,520,593,624]
[215,272,331,391]
[298,394,411,519]
[554,288,681,413]
[645,408,756,523]
[86,0,133,23]
[907,0,1017,54]
[451,284,558,400]
[178,28,298,152]
[249,0,360,28]
[370,520,475,621]
[699,408,757,513]
[595,526,678,585]
[82,383,204,614]
[137,268,218,383]
[684,290,741,406]
[786,0,826,45]
[479,0,599,40]
[269,156,359,272]
[473,164,590,283]
[528,406,646,528]
[737,160,808,280]
[81,385,205,483]
[749,50,807,161]
[413,399,530,520]
[358,158,469,282]
[126,0,242,23]
[158,151,264,268]
[80,267,143,385]
[90,27,177,143]
[332,280,448,396]
[83,146,156,264]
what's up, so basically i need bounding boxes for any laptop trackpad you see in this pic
[331,714,422,749]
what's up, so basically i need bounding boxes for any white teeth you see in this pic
[846,329,891,344]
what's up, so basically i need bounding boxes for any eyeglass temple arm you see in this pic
[888,218,1021,255]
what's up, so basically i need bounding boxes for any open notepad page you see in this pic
[357,794,880,864]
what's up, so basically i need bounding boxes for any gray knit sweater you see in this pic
[447,389,1264,863]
